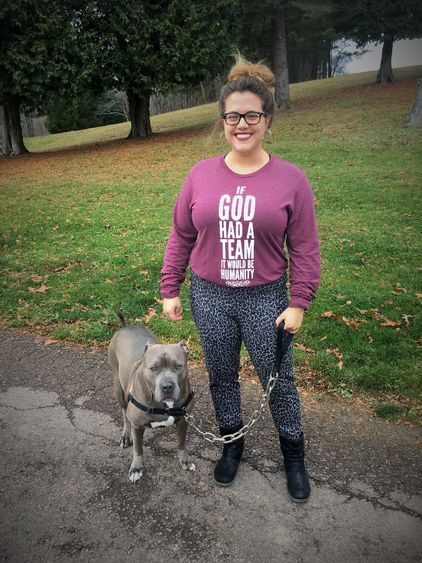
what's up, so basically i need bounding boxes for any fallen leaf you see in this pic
[99,191,114,201]
[380,318,401,327]
[325,347,345,368]
[143,307,157,324]
[370,309,383,320]
[53,260,83,273]
[325,348,340,359]
[321,311,335,318]
[340,316,360,329]
[28,284,50,293]
[295,343,316,354]
[44,338,58,345]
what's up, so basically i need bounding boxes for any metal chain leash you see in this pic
[184,370,280,444]
[183,321,294,445]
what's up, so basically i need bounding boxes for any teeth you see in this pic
[236,134,251,139]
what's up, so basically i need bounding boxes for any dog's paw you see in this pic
[119,434,133,449]
[128,457,144,482]
[178,450,196,471]
[128,468,143,482]
[181,460,196,472]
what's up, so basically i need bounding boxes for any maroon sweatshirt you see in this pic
[161,154,320,309]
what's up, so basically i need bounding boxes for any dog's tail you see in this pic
[116,310,127,327]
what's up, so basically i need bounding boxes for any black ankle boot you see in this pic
[279,433,311,503]
[214,424,244,487]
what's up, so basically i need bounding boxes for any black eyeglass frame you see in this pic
[222,111,268,126]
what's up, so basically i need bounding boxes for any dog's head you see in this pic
[141,341,189,404]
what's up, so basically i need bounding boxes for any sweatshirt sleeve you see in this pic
[286,175,320,309]
[160,175,198,298]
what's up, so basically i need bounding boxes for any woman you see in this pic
[160,57,320,502]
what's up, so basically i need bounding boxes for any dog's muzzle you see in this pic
[155,372,180,402]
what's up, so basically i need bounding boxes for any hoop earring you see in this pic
[219,131,224,140]
[264,129,273,143]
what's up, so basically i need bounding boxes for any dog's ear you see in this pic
[178,341,189,356]
[144,341,155,353]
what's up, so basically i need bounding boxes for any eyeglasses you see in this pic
[222,111,268,126]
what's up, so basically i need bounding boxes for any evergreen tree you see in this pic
[1,0,239,153]
[0,0,85,155]
[83,0,239,138]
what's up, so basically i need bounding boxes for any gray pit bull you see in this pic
[108,312,195,482]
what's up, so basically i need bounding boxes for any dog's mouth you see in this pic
[162,399,174,408]
[155,389,180,404]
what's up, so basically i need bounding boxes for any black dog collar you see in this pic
[128,390,194,419]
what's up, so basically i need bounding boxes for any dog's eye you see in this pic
[175,364,183,370]
[150,365,158,372]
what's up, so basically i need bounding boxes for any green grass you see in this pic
[1,66,421,402]
[374,402,409,421]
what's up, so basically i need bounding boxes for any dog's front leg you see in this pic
[176,418,195,471]
[120,408,133,448]
[128,424,145,482]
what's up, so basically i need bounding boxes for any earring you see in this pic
[264,129,273,143]
[219,131,224,139]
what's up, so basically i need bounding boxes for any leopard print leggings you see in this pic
[189,271,302,440]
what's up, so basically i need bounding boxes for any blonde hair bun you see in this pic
[228,54,275,87]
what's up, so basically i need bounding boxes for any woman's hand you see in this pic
[276,307,305,334]
[162,297,183,321]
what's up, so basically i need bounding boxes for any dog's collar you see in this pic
[128,391,194,420]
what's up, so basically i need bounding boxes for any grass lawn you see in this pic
[1,66,421,411]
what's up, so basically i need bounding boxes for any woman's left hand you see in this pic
[276,307,305,334]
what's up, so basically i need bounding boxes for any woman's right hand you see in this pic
[162,296,183,321]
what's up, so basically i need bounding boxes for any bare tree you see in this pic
[407,79,422,128]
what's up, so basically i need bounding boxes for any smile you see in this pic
[235,133,252,141]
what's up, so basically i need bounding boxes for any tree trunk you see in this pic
[25,114,34,137]
[1,104,13,156]
[272,7,291,110]
[376,37,394,84]
[3,95,28,155]
[127,89,152,138]
[407,78,422,128]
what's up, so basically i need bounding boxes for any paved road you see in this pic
[0,329,421,562]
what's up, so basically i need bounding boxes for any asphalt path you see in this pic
[0,329,421,562]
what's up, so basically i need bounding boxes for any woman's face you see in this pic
[222,91,270,158]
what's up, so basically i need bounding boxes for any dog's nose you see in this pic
[161,382,175,393]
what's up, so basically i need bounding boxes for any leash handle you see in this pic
[275,320,293,373]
